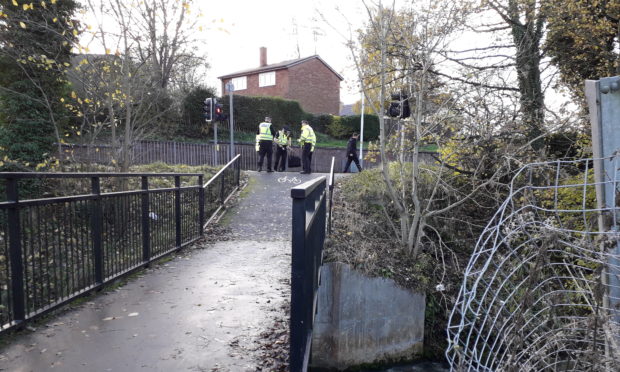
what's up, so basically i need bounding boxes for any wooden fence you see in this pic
[60,140,435,173]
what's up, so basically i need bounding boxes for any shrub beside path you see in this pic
[0,171,323,372]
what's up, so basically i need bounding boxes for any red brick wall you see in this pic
[219,58,341,115]
[221,69,289,98]
[287,59,340,115]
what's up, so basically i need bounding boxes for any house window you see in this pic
[259,71,275,87]
[231,76,246,90]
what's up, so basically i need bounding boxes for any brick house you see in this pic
[218,47,343,115]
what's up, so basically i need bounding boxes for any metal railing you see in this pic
[202,154,242,226]
[0,155,240,332]
[61,140,438,173]
[327,156,336,235]
[290,176,327,371]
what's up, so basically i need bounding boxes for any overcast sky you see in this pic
[197,0,368,104]
[79,0,570,109]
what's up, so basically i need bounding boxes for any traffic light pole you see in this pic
[228,85,235,162]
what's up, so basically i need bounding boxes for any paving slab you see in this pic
[0,171,327,372]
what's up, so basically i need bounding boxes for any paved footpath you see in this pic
[0,171,325,372]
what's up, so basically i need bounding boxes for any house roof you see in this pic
[218,55,344,81]
[339,104,355,116]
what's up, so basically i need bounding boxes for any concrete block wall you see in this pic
[311,263,425,370]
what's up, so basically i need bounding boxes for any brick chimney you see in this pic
[260,47,267,67]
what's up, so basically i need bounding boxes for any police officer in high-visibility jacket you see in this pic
[256,116,276,172]
[274,126,291,172]
[298,120,316,174]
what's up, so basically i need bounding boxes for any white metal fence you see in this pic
[447,157,620,371]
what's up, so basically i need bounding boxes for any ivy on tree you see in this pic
[0,0,80,167]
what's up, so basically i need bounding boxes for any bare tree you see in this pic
[134,0,207,91]
[327,0,508,258]
[81,0,185,171]
[441,0,548,153]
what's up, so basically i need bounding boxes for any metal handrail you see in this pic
[201,154,241,228]
[327,156,335,234]
[203,154,241,188]
[0,172,202,178]
[0,154,242,334]
[290,176,327,372]
[290,175,326,199]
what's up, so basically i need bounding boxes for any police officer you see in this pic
[298,120,316,174]
[274,126,291,172]
[256,116,276,172]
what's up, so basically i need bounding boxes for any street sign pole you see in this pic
[226,82,235,161]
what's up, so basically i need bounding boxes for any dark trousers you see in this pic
[302,143,313,173]
[274,146,287,171]
[343,153,362,173]
[258,140,273,170]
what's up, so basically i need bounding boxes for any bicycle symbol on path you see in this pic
[277,176,301,184]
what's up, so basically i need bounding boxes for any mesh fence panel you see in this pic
[447,157,620,371]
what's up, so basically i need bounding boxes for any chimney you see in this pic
[260,47,267,67]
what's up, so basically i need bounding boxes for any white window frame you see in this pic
[259,71,276,87]
[231,76,246,90]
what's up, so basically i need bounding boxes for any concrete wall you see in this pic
[311,263,425,370]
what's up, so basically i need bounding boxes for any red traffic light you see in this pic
[214,103,226,121]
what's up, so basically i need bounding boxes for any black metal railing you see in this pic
[202,154,242,226]
[0,154,241,332]
[290,176,327,371]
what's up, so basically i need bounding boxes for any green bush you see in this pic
[544,130,587,160]
[307,114,333,133]
[327,114,379,140]
[179,86,217,138]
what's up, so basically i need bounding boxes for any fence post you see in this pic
[219,171,225,204]
[198,175,205,235]
[90,177,103,285]
[236,157,241,186]
[141,177,151,263]
[175,176,182,248]
[6,178,25,324]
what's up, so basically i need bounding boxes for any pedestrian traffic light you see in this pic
[214,103,225,122]
[388,93,401,117]
[203,97,213,122]
[387,92,411,119]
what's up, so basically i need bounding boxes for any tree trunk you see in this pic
[508,0,545,152]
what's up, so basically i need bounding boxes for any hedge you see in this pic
[220,95,305,133]
[327,114,379,140]
[218,95,379,140]
[180,86,217,138]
